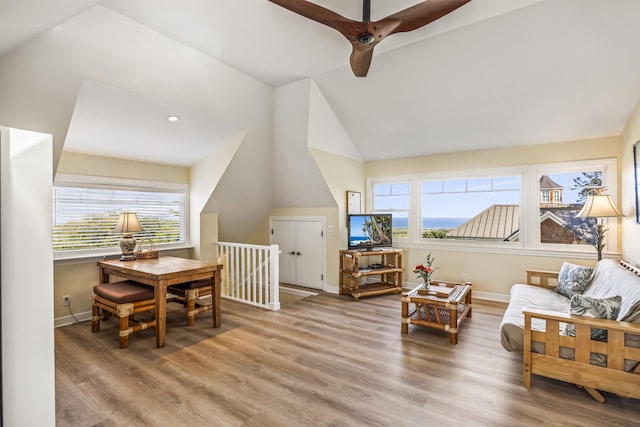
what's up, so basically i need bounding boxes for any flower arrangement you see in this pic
[414,253,439,286]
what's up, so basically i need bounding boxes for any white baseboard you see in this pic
[323,285,339,294]
[473,291,509,302]
[55,311,92,328]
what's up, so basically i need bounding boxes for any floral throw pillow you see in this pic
[564,294,622,341]
[555,262,593,299]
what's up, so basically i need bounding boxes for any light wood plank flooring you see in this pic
[55,293,640,426]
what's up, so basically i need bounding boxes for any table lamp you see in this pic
[114,212,144,261]
[576,191,623,261]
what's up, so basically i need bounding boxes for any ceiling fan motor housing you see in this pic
[357,33,375,44]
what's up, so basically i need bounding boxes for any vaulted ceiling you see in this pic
[2,0,640,164]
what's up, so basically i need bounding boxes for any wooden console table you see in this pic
[339,248,402,301]
[98,256,223,348]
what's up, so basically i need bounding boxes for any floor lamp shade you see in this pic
[576,194,623,218]
[576,194,623,261]
[114,212,144,261]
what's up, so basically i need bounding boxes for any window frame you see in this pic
[53,174,190,261]
[369,178,412,243]
[367,158,619,258]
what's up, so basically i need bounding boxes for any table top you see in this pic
[98,256,222,279]
[409,283,470,304]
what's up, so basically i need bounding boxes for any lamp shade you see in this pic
[114,212,144,234]
[576,194,623,218]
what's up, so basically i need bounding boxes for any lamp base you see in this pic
[119,234,137,261]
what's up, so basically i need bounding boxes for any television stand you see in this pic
[339,248,402,301]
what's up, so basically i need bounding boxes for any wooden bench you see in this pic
[92,280,156,348]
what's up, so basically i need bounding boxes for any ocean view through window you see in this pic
[367,158,619,255]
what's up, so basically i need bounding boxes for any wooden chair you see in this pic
[167,279,212,326]
[92,280,156,348]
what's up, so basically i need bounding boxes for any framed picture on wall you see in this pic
[635,141,640,223]
[346,191,361,216]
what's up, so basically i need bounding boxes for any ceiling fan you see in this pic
[269,0,472,77]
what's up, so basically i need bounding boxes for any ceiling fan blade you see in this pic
[268,0,355,39]
[349,43,376,77]
[379,0,472,35]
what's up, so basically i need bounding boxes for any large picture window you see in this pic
[53,175,188,258]
[421,176,520,240]
[368,158,619,256]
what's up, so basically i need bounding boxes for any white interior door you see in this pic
[294,220,323,289]
[270,217,324,290]
[271,220,296,285]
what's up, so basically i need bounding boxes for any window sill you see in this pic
[53,245,194,265]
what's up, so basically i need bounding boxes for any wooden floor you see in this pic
[55,293,640,426]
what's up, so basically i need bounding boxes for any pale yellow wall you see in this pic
[365,136,619,176]
[310,147,365,251]
[57,151,189,183]
[621,96,640,266]
[366,136,621,300]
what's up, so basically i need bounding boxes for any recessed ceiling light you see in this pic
[167,115,180,122]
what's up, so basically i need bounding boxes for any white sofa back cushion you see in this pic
[583,259,640,321]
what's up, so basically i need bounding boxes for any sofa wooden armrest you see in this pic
[525,269,558,289]
[522,307,640,402]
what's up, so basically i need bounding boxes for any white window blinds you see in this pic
[53,180,186,254]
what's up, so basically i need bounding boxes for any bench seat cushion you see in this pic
[93,280,155,303]
[168,279,211,290]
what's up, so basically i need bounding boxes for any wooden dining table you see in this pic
[97,255,223,348]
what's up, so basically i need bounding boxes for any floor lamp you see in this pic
[576,192,623,261]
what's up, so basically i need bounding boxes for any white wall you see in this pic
[1,127,55,426]
[272,79,336,208]
[0,5,275,246]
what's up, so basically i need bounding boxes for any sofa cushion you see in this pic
[583,259,640,321]
[500,284,571,351]
[555,262,593,299]
[563,294,621,341]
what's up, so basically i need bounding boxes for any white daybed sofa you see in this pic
[500,259,640,402]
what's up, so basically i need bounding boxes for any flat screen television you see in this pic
[348,214,393,250]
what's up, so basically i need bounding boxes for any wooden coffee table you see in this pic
[401,281,472,344]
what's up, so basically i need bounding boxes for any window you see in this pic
[541,190,550,204]
[367,158,619,256]
[372,181,410,239]
[421,175,520,240]
[538,169,603,246]
[53,175,188,258]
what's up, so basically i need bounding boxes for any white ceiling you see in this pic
[2,0,640,165]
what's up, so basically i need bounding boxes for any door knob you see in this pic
[288,251,295,255]
[296,251,302,256]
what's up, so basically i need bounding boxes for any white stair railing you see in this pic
[216,242,280,311]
